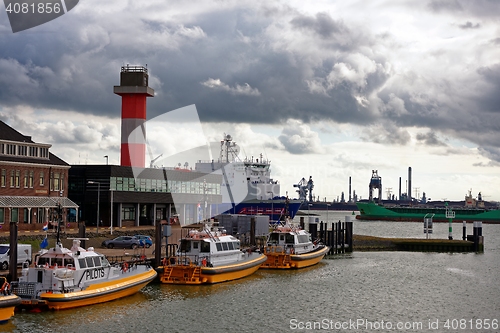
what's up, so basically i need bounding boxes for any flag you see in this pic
[42,223,48,231]
[40,237,48,249]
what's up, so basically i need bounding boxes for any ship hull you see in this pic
[356,202,500,223]
[300,202,358,211]
[214,199,302,221]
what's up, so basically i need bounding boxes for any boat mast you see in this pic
[56,202,62,246]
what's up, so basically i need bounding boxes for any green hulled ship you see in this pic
[356,201,500,223]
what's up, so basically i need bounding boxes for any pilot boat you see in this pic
[159,223,267,284]
[260,220,329,269]
[11,239,157,311]
[0,277,21,323]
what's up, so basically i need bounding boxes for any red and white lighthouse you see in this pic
[113,65,154,168]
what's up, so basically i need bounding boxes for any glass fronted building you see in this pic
[68,164,222,227]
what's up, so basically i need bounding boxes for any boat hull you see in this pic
[35,269,157,310]
[0,295,21,323]
[260,245,329,269]
[159,253,267,285]
[356,202,500,223]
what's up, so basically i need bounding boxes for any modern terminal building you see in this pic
[68,65,222,228]
[69,164,221,228]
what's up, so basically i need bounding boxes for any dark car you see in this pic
[134,235,153,248]
[102,236,141,249]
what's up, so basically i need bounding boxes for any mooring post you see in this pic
[341,222,345,253]
[250,217,256,246]
[309,222,317,241]
[337,220,342,254]
[78,221,86,249]
[155,221,162,266]
[331,222,336,254]
[9,221,18,282]
[327,228,332,255]
[345,220,353,252]
[462,221,466,241]
[319,221,324,244]
[473,221,478,252]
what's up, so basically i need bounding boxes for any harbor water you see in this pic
[5,211,500,333]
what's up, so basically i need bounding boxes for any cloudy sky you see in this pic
[1,0,499,202]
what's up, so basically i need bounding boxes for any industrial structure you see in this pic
[368,170,382,203]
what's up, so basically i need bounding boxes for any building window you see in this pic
[122,206,136,220]
[0,208,4,223]
[29,146,38,157]
[11,208,19,222]
[24,170,28,188]
[29,171,34,188]
[15,170,20,188]
[0,143,4,155]
[60,173,64,191]
[40,147,48,158]
[10,170,14,187]
[40,171,45,186]
[1,169,5,187]
[6,144,16,155]
[54,172,60,191]
[50,172,54,191]
[19,145,27,156]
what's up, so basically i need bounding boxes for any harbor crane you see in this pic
[294,176,314,202]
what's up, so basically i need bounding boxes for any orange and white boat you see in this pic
[159,224,267,284]
[260,221,329,269]
[0,277,21,323]
[10,239,157,311]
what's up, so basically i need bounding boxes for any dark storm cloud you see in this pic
[428,0,463,12]
[427,0,500,18]
[290,12,347,39]
[416,132,447,147]
[0,1,499,162]
[458,21,481,29]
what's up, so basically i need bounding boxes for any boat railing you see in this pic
[167,254,213,267]
[265,245,293,254]
[11,281,38,299]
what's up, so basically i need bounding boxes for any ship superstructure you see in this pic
[195,134,302,221]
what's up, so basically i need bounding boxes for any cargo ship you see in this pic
[195,134,302,221]
[356,201,500,223]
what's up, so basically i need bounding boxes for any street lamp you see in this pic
[88,181,100,234]
[110,188,113,235]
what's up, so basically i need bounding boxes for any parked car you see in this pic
[134,235,153,248]
[102,236,141,249]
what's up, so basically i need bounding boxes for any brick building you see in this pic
[0,120,78,231]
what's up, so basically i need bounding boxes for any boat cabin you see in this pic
[175,229,244,266]
[266,226,314,255]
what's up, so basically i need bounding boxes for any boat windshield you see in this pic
[268,233,279,244]
[180,239,191,252]
[297,235,310,243]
